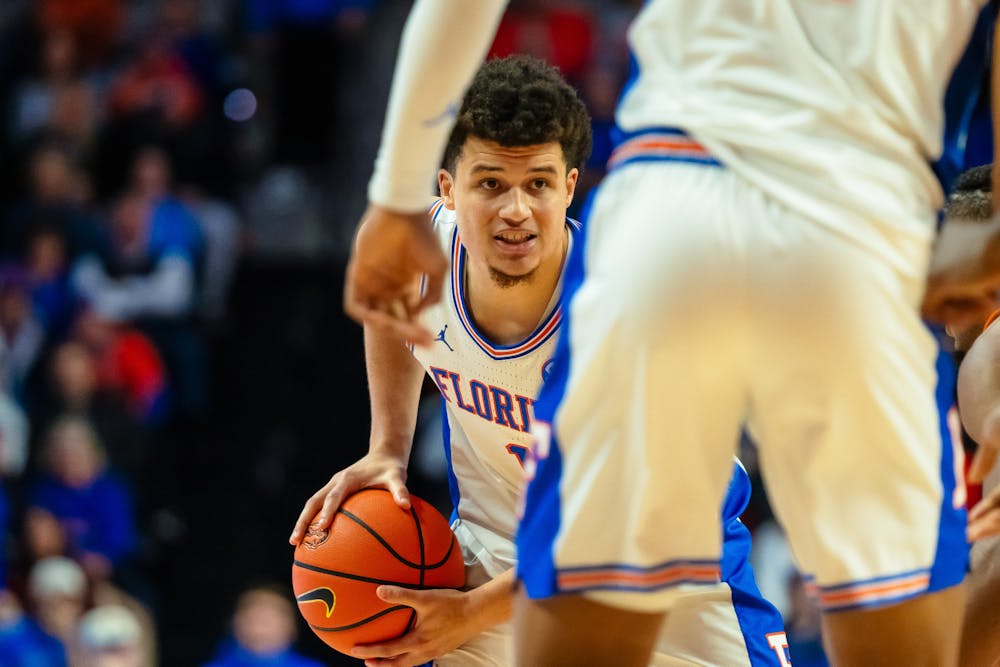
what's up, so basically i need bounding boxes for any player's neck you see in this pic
[465,229,567,346]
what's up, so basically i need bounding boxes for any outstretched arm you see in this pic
[959,316,1000,491]
[961,464,1000,666]
[344,0,508,343]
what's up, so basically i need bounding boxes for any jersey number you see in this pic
[506,443,529,468]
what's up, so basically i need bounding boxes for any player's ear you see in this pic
[438,169,456,209]
[564,167,580,208]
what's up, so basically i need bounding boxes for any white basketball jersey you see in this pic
[619,0,987,262]
[411,201,576,576]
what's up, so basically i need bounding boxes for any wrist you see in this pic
[463,578,515,632]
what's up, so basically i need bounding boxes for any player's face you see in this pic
[439,137,578,286]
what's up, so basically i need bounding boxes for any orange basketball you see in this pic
[291,487,465,655]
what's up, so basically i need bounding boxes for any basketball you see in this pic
[291,487,465,655]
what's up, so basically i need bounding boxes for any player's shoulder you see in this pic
[427,197,455,224]
[427,198,458,249]
[984,309,1000,334]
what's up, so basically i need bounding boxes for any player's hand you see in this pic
[922,213,1000,330]
[343,204,448,347]
[969,476,1000,541]
[288,452,410,545]
[967,405,1000,486]
[350,586,481,667]
[964,403,1000,542]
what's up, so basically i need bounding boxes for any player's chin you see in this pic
[489,264,535,287]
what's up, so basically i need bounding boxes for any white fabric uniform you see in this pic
[413,202,789,666]
[518,0,979,616]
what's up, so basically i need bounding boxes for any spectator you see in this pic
[78,603,148,667]
[33,340,148,483]
[72,182,208,423]
[0,262,46,405]
[25,555,89,665]
[1,141,105,264]
[177,184,242,327]
[9,27,86,145]
[157,0,229,110]
[0,383,30,479]
[0,586,68,666]
[34,0,124,69]
[19,508,69,578]
[73,306,170,427]
[132,121,243,323]
[23,222,81,346]
[73,186,201,324]
[203,582,323,667]
[25,415,138,583]
[73,144,209,420]
[98,20,210,198]
[5,23,105,191]
[105,29,203,132]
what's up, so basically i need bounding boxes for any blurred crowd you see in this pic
[0,0,828,665]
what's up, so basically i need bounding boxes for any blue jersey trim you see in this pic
[516,180,594,599]
[721,517,790,665]
[928,328,970,591]
[439,399,461,525]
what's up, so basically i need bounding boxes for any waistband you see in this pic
[608,126,723,171]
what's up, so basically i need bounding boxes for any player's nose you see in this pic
[499,187,531,223]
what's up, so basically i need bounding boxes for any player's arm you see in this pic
[994,15,1000,200]
[961,464,1000,665]
[344,0,508,344]
[352,568,517,666]
[289,323,426,544]
[959,317,1000,492]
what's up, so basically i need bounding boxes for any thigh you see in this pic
[434,621,513,667]
[653,582,787,667]
[747,210,968,609]
[519,164,753,612]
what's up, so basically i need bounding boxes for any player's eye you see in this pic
[531,179,549,190]
[480,179,499,190]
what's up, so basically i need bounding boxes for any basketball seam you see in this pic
[409,505,426,587]
[338,508,455,570]
[309,604,412,632]
[292,559,454,586]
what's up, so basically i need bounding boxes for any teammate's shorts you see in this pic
[517,150,968,615]
[439,495,790,666]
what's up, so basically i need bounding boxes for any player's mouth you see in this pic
[494,231,536,246]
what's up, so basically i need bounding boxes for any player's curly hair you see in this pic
[442,54,593,173]
[944,163,992,222]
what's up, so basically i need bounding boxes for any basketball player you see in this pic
[293,55,791,667]
[340,1,1000,665]
[941,163,1000,666]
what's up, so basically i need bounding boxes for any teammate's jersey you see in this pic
[411,201,570,574]
[616,0,987,262]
